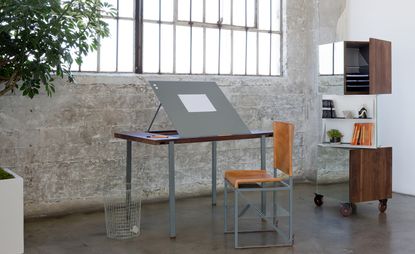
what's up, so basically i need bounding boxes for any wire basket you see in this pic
[104,183,141,239]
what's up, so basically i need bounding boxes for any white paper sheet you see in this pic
[178,94,217,112]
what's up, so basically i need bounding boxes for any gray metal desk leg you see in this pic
[126,141,132,190]
[260,135,266,214]
[168,141,176,239]
[212,141,217,206]
[126,141,132,221]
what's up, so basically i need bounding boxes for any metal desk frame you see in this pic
[115,130,272,238]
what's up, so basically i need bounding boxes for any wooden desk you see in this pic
[114,130,273,238]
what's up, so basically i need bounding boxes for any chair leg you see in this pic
[289,177,293,243]
[224,180,228,232]
[234,189,239,248]
[273,171,278,225]
[272,187,277,225]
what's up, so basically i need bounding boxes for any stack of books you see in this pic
[351,123,373,146]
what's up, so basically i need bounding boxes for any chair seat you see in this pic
[224,170,282,188]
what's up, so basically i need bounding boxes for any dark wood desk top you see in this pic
[114,130,273,145]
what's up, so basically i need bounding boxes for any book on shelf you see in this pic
[351,123,373,146]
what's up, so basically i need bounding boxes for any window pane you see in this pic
[319,43,333,75]
[232,0,245,26]
[160,24,174,73]
[258,32,270,75]
[220,29,231,74]
[206,28,219,74]
[161,0,174,21]
[271,0,281,31]
[206,0,219,23]
[143,22,160,73]
[100,18,117,72]
[246,0,255,27]
[176,26,191,73]
[258,0,270,30]
[178,0,190,21]
[192,27,204,74]
[118,20,134,72]
[271,33,280,75]
[192,0,204,22]
[119,0,134,18]
[220,0,231,25]
[334,41,344,75]
[246,31,256,75]
[81,51,97,71]
[143,0,159,20]
[233,30,246,74]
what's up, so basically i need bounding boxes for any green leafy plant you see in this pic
[0,167,14,180]
[0,0,116,98]
[327,129,343,139]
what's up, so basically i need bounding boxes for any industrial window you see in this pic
[74,0,135,72]
[78,0,282,75]
[141,0,282,75]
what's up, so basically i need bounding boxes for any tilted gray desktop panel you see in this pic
[148,81,251,138]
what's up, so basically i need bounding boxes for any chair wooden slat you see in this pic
[273,122,294,176]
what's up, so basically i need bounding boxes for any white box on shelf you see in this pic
[0,168,24,254]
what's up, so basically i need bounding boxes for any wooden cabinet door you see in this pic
[349,147,392,203]
[369,38,392,94]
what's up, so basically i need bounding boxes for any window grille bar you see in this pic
[135,0,144,73]
[244,0,248,75]
[173,0,178,73]
[279,0,283,75]
[203,0,206,74]
[218,0,221,74]
[144,19,281,34]
[158,0,162,73]
[256,31,259,75]
[190,0,193,73]
[230,0,233,74]
[97,36,101,72]
[115,0,120,72]
[269,0,272,75]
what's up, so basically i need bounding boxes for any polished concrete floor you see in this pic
[25,184,415,254]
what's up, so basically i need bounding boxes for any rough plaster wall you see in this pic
[0,0,319,217]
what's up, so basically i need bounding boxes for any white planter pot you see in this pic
[0,168,24,254]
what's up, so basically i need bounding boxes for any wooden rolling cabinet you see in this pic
[316,38,393,216]
[349,147,392,203]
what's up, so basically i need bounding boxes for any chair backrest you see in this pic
[273,121,294,176]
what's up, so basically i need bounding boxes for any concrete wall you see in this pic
[318,0,347,44]
[0,0,320,217]
[346,0,415,196]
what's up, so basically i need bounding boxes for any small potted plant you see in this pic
[0,167,23,253]
[327,129,343,143]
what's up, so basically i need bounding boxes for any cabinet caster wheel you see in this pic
[314,193,324,207]
[340,203,352,217]
[378,199,388,213]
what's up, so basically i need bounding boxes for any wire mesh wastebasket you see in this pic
[104,183,141,239]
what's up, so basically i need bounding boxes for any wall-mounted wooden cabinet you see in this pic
[319,38,392,95]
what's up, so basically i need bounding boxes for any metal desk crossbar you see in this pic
[114,130,273,238]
